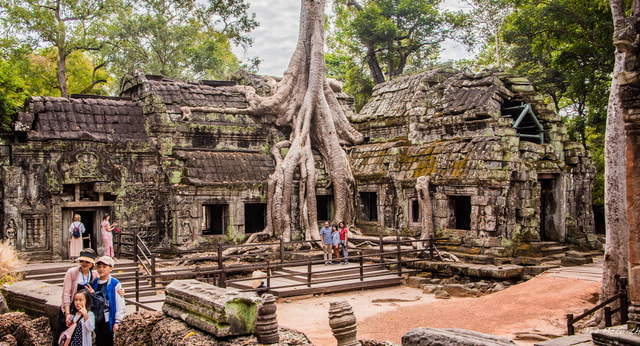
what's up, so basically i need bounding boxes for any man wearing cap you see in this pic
[89,256,125,346]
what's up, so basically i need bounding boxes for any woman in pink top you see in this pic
[55,249,98,344]
[339,221,349,264]
[100,213,117,258]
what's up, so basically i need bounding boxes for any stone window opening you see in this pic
[202,204,228,236]
[316,195,333,221]
[359,192,378,222]
[244,203,266,234]
[502,101,545,144]
[23,214,47,250]
[449,196,471,230]
[409,198,421,225]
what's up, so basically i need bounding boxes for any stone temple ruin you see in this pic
[0,66,596,260]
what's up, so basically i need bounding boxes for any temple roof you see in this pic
[14,96,146,142]
[175,150,275,185]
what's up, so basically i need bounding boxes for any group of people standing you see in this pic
[319,221,349,265]
[68,213,117,262]
[56,249,126,346]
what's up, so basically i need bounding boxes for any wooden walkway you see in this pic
[227,262,403,297]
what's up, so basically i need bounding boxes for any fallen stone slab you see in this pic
[402,327,516,346]
[162,279,262,337]
[560,256,593,267]
[442,284,480,298]
[407,276,429,288]
[450,263,524,279]
[1,280,62,328]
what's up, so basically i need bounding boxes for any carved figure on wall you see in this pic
[4,219,16,246]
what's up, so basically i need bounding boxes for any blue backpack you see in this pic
[91,289,107,324]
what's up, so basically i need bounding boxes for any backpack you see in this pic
[91,289,107,324]
[72,223,81,238]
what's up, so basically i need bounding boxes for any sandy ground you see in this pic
[276,275,600,345]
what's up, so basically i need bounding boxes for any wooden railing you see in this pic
[126,235,448,311]
[566,277,628,335]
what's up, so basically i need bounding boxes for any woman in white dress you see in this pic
[68,214,85,261]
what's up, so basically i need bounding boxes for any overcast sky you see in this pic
[232,0,472,77]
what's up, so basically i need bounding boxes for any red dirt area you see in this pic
[276,276,600,345]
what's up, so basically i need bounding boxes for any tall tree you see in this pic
[105,0,257,81]
[601,0,633,325]
[192,0,363,241]
[462,0,514,69]
[331,0,464,84]
[0,0,123,97]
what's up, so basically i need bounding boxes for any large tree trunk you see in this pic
[196,0,363,241]
[416,176,433,250]
[599,0,632,326]
[58,51,69,98]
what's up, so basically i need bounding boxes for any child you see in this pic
[331,224,341,264]
[66,289,95,346]
[90,256,125,346]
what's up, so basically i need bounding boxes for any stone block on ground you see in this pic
[402,327,516,346]
[407,276,429,288]
[162,279,261,337]
[514,257,541,266]
[0,334,17,346]
[443,284,480,298]
[0,293,8,314]
[114,310,165,346]
[560,256,593,267]
[434,290,450,299]
[13,316,52,346]
[1,280,62,328]
[0,312,30,338]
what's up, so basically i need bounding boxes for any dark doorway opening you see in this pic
[245,203,266,234]
[202,204,227,235]
[451,196,471,230]
[539,179,558,241]
[316,195,332,221]
[75,210,96,250]
[410,199,420,223]
[359,192,378,221]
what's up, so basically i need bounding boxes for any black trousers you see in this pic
[95,321,114,346]
[52,309,66,346]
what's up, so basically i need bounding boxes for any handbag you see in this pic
[58,315,79,346]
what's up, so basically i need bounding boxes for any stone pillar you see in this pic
[626,106,640,330]
[255,294,279,344]
[328,300,360,346]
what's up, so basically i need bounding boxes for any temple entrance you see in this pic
[244,203,266,234]
[62,207,108,257]
[450,196,471,230]
[539,175,565,241]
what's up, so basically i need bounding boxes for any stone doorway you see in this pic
[62,208,107,257]
[539,176,565,241]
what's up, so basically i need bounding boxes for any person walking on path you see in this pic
[331,224,341,264]
[68,214,86,262]
[101,214,117,258]
[339,221,349,264]
[319,222,333,265]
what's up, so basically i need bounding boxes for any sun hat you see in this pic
[95,256,115,267]
[77,251,96,264]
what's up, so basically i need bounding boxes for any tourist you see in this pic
[63,289,95,346]
[89,256,125,346]
[319,221,333,265]
[55,249,98,345]
[68,214,86,262]
[331,224,341,264]
[100,214,117,258]
[339,221,349,264]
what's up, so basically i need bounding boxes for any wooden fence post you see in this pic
[604,306,612,327]
[266,260,271,289]
[567,313,574,335]
[359,250,364,282]
[217,243,223,269]
[396,233,402,277]
[280,238,285,264]
[220,263,227,288]
[620,277,629,324]
[133,228,139,264]
[379,234,384,264]
[307,258,312,287]
[135,268,140,312]
[151,255,156,287]
[429,235,434,260]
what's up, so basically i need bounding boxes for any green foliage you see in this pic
[328,0,464,110]
[493,0,614,208]
[105,0,256,81]
[0,0,125,96]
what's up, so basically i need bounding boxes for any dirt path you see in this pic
[276,275,600,345]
